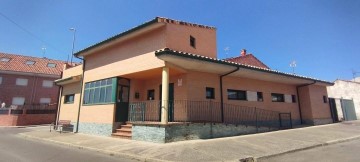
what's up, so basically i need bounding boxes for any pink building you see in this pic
[56,17,334,143]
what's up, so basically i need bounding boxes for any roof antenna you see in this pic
[290,60,296,74]
[352,69,359,80]
[224,47,230,56]
[41,46,46,58]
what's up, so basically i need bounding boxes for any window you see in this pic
[47,63,56,68]
[227,89,247,100]
[271,93,285,102]
[206,87,215,99]
[40,98,51,104]
[25,60,35,65]
[16,78,28,86]
[0,77,2,84]
[83,78,115,105]
[190,35,196,48]
[0,57,10,62]
[292,95,297,103]
[147,89,155,100]
[64,94,75,104]
[323,96,328,103]
[257,92,263,102]
[12,97,25,105]
[42,80,53,88]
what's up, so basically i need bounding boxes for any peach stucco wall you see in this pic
[128,72,188,103]
[59,82,81,122]
[186,71,300,120]
[308,85,331,119]
[298,86,313,120]
[62,64,82,79]
[165,23,217,58]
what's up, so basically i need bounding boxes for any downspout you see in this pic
[74,56,85,133]
[220,67,240,122]
[55,85,63,126]
[296,80,316,124]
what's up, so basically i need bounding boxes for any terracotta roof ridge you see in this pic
[246,53,270,69]
[156,17,216,29]
[223,53,270,69]
[0,52,66,63]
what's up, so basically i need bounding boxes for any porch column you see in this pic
[161,67,169,124]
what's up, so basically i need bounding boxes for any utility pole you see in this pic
[290,60,297,74]
[69,28,76,64]
[41,46,46,58]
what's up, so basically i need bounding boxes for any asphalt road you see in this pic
[0,126,139,162]
[259,138,360,162]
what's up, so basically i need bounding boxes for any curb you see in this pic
[247,135,360,162]
[19,133,170,162]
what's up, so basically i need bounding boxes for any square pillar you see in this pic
[161,67,169,124]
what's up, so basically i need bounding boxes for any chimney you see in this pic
[241,49,247,56]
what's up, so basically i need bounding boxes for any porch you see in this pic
[119,100,292,143]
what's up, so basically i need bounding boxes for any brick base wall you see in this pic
[0,114,56,126]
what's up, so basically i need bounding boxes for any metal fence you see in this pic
[0,104,57,115]
[128,100,283,128]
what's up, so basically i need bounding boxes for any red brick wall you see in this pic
[0,111,56,126]
[0,73,60,106]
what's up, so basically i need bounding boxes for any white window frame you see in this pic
[12,97,25,105]
[16,78,28,86]
[42,80,53,88]
[40,98,51,104]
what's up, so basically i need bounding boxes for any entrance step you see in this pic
[112,123,132,139]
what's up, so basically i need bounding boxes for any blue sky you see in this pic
[0,0,359,81]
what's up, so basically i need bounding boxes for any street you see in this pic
[259,138,360,162]
[0,127,138,162]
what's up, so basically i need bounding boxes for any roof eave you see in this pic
[155,49,333,86]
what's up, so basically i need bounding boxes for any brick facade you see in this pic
[0,73,60,106]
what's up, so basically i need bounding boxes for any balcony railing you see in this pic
[128,100,287,128]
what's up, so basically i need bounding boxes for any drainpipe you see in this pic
[55,84,63,126]
[296,80,316,124]
[74,56,85,133]
[220,67,240,123]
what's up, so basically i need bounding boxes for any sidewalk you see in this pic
[19,121,360,162]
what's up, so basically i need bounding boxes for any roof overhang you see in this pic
[54,75,82,85]
[155,49,333,86]
[75,19,164,57]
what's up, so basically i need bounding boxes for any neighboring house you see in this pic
[327,78,360,121]
[0,52,69,126]
[0,53,67,106]
[55,17,334,143]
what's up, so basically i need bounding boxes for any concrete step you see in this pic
[120,124,132,129]
[116,128,132,133]
[112,132,132,139]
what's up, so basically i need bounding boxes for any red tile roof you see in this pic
[0,52,67,76]
[224,54,270,69]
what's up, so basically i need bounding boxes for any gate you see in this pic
[279,113,292,129]
[341,99,357,121]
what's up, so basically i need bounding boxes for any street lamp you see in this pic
[69,28,76,64]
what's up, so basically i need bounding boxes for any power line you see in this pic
[0,11,66,54]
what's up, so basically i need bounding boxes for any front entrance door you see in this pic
[159,83,174,122]
[115,78,130,122]
[329,98,339,122]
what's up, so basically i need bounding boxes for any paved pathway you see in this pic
[0,126,138,162]
[20,121,360,161]
[259,138,360,162]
